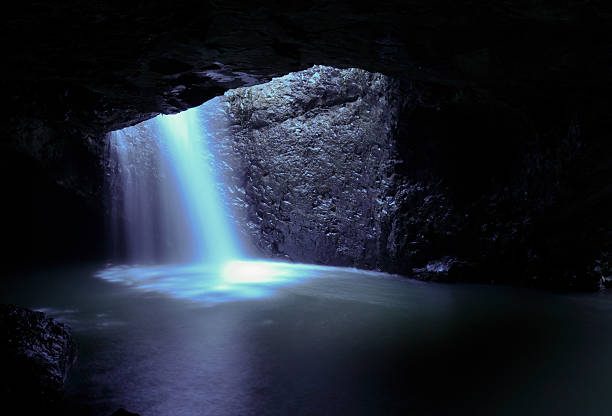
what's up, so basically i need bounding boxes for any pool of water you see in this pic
[3,262,612,415]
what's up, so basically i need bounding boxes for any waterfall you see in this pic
[101,97,322,304]
[107,99,240,265]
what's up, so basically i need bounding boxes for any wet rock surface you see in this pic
[0,304,76,410]
[220,65,612,288]
[221,66,402,268]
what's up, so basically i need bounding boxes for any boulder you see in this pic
[0,304,76,410]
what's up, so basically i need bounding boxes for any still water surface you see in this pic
[3,263,612,415]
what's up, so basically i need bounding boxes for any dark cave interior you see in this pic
[3,0,612,287]
[2,1,612,414]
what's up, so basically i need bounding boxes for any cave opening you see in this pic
[98,67,403,304]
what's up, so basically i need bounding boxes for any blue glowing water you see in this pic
[156,107,239,263]
[107,99,240,265]
[96,260,389,305]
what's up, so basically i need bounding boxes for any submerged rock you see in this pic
[0,304,76,409]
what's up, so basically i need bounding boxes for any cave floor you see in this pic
[3,263,612,415]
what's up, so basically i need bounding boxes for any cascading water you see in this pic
[106,98,240,265]
[157,108,238,264]
[99,97,340,303]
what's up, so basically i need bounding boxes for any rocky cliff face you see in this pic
[220,66,402,268]
[213,67,479,278]
[212,67,473,277]
[214,65,611,288]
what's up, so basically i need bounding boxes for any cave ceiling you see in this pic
[3,0,612,138]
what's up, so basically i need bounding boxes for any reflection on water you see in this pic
[96,260,391,304]
[4,264,612,415]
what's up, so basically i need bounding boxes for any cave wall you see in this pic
[213,65,611,289]
[219,66,402,268]
[0,142,104,269]
[213,67,487,278]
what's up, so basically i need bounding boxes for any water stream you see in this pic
[107,99,240,265]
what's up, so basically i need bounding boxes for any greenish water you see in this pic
[3,263,612,415]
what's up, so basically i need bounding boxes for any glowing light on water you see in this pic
[97,260,389,304]
[222,260,281,283]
